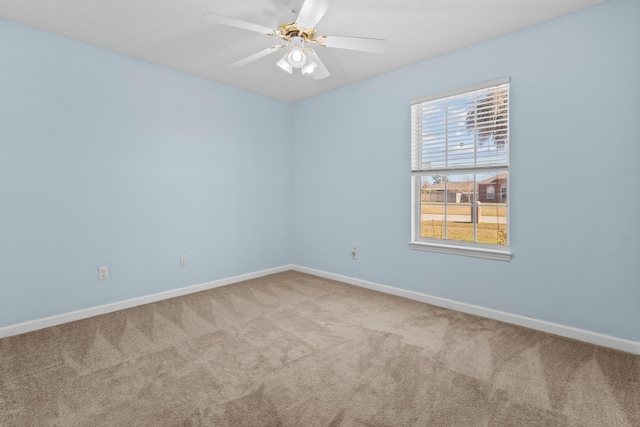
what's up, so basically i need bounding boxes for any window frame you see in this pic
[409,78,512,262]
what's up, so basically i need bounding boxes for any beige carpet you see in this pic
[1,271,638,426]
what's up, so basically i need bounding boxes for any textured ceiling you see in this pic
[0,0,606,103]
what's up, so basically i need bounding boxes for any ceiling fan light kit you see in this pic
[287,36,307,68]
[203,0,387,81]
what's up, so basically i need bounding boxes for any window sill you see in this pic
[409,241,512,262]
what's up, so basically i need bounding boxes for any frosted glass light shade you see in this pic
[277,54,293,73]
[287,48,306,68]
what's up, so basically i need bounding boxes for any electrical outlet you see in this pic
[98,266,109,280]
[180,255,188,267]
[351,247,358,260]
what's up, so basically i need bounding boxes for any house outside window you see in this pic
[410,78,511,261]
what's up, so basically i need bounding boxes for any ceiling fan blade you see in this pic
[295,0,334,29]
[319,35,387,54]
[306,51,330,80]
[231,46,284,67]
[203,13,276,35]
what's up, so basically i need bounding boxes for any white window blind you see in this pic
[411,80,509,173]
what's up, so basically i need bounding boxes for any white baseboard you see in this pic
[0,265,293,339]
[3,264,638,355]
[293,265,640,355]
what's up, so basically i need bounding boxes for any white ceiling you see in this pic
[0,0,606,103]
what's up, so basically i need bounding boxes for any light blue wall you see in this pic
[0,19,292,327]
[1,0,638,343]
[292,0,640,341]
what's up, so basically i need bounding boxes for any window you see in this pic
[487,186,495,200]
[410,78,511,261]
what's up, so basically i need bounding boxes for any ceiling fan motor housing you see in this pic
[277,22,317,42]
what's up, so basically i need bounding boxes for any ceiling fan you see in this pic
[203,0,387,80]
